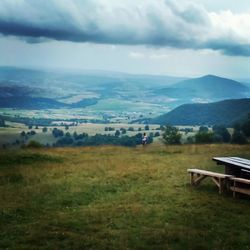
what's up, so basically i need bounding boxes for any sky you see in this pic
[1,0,250,78]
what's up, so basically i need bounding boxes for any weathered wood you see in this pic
[187,169,232,178]
[230,177,250,185]
[193,175,207,186]
[213,157,250,171]
[230,186,250,196]
[187,169,233,194]
[230,177,250,198]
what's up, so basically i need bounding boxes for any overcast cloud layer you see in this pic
[1,0,250,56]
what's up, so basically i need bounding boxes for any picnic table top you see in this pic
[213,157,250,171]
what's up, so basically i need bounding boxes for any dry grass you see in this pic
[1,144,250,249]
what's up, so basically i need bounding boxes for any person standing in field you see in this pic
[142,132,148,145]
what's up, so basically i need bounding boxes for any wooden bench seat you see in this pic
[187,169,234,194]
[230,177,250,197]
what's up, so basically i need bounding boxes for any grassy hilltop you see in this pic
[1,144,250,249]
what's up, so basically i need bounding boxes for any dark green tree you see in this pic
[154,131,160,137]
[30,130,36,136]
[242,114,250,137]
[20,131,26,136]
[162,126,181,144]
[199,126,209,133]
[42,127,48,133]
[0,118,5,127]
[231,130,247,144]
[115,130,120,137]
[195,132,214,143]
[212,125,231,143]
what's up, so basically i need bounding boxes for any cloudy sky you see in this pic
[1,0,250,78]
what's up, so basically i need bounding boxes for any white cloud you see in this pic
[129,52,145,59]
[0,0,250,56]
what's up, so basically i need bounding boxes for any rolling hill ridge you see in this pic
[151,98,250,126]
[154,75,250,104]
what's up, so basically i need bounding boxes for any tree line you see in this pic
[162,114,250,145]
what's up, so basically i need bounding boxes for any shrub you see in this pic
[195,132,214,144]
[162,125,181,145]
[42,127,48,133]
[241,114,250,137]
[199,126,209,133]
[231,130,247,144]
[30,130,36,136]
[20,131,26,136]
[115,130,120,137]
[154,131,160,137]
[212,125,231,143]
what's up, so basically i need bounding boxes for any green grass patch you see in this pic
[0,144,250,249]
[0,151,63,167]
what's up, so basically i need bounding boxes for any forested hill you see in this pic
[151,98,250,126]
[154,75,250,103]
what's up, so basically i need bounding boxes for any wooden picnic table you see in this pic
[213,157,250,179]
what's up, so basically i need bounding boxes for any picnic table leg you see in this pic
[190,173,194,185]
[233,180,236,198]
[219,178,222,194]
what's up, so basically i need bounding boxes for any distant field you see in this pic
[0,144,250,249]
[0,122,162,147]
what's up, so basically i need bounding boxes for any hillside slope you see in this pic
[154,75,250,103]
[151,98,250,125]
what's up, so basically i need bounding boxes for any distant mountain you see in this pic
[151,98,250,126]
[154,75,250,104]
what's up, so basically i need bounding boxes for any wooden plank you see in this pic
[230,186,250,195]
[214,157,250,167]
[187,169,233,178]
[213,157,250,170]
[230,157,250,165]
[193,175,207,186]
[227,157,250,167]
[211,177,220,187]
[230,177,250,184]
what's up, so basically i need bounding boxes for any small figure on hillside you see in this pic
[142,132,148,145]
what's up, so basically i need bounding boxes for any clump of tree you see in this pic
[193,125,231,144]
[73,132,88,140]
[154,131,160,137]
[195,131,214,144]
[120,128,126,134]
[162,125,181,145]
[128,127,134,131]
[42,127,48,133]
[115,130,120,137]
[231,123,247,144]
[241,114,250,138]
[52,128,64,138]
[105,127,115,131]
[55,133,153,148]
[20,131,26,137]
[199,126,209,133]
[212,125,231,143]
[26,130,36,136]
[0,118,5,127]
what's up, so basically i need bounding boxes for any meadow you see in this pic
[0,122,161,147]
[1,144,250,249]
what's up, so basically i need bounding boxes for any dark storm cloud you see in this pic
[0,0,250,56]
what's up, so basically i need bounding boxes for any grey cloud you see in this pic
[0,0,250,56]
